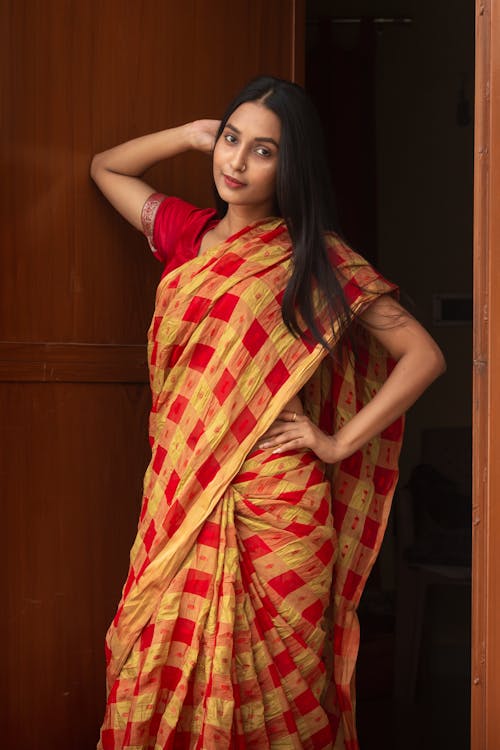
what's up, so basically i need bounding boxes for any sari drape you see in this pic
[98,217,403,749]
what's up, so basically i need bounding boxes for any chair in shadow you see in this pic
[393,426,471,703]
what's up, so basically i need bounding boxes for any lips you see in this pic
[223,173,246,189]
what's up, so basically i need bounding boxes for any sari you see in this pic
[98,200,403,750]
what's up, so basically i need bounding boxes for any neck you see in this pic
[220,204,275,236]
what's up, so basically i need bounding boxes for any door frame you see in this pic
[472,0,500,746]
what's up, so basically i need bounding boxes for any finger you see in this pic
[278,410,304,422]
[272,438,305,454]
[260,424,296,440]
[258,415,299,442]
[258,428,301,448]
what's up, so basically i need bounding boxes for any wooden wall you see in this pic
[0,2,302,747]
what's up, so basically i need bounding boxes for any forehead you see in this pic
[228,101,281,141]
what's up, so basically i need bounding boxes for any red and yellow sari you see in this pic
[98,212,403,749]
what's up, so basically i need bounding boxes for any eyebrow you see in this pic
[226,122,279,149]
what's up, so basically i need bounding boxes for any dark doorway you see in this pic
[305,3,474,749]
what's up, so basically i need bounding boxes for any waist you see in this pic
[234,446,327,488]
[283,393,304,416]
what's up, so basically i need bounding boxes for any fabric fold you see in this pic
[99,218,403,750]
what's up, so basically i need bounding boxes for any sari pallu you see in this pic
[99,218,403,750]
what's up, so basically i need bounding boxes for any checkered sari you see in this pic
[98,219,403,749]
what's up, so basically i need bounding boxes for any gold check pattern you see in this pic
[98,218,403,749]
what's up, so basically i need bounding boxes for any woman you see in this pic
[91,76,445,750]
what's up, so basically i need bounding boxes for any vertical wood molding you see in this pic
[485,0,500,743]
[472,0,500,746]
[472,3,488,747]
[291,0,306,85]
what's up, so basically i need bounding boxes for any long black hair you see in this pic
[213,75,356,354]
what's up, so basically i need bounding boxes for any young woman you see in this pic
[91,76,445,750]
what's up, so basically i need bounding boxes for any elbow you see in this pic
[438,350,447,376]
[430,344,447,380]
[90,152,104,182]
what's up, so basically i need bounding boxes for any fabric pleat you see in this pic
[98,216,404,749]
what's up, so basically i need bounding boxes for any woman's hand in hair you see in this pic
[186,119,221,154]
[257,410,341,464]
[90,120,219,231]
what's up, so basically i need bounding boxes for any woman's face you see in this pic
[213,101,281,217]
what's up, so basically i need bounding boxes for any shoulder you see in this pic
[141,193,218,264]
[141,193,215,240]
[324,232,398,305]
[325,231,370,271]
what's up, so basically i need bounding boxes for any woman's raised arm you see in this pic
[90,120,220,231]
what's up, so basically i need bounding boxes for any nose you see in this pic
[230,146,247,172]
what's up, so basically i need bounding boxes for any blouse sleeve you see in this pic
[141,192,218,266]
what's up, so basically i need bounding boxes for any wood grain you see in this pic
[0,342,148,382]
[1,382,151,749]
[0,0,296,345]
[472,0,500,747]
[1,0,299,746]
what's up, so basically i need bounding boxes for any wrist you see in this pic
[326,432,354,464]
[317,433,342,464]
[182,122,197,151]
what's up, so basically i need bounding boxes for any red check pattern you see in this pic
[98,216,403,750]
[303,247,404,747]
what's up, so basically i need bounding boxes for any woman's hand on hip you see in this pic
[257,410,341,464]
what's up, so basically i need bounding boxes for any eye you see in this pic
[224,133,237,144]
[255,146,272,158]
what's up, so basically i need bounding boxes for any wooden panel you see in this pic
[0,342,147,382]
[486,0,500,738]
[472,3,489,746]
[0,0,297,345]
[1,382,151,749]
[472,0,500,746]
[1,1,301,746]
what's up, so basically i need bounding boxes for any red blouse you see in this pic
[141,193,219,276]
